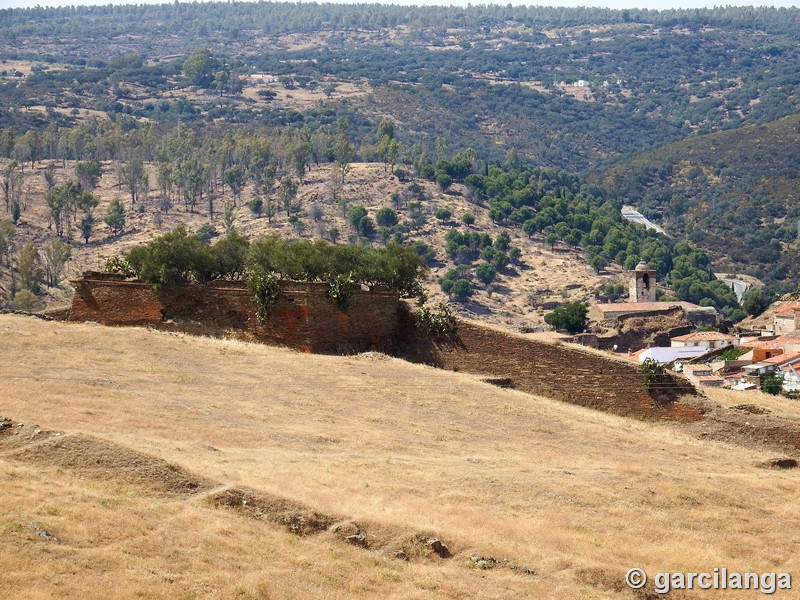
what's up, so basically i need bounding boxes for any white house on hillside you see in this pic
[670,331,737,350]
[638,346,708,365]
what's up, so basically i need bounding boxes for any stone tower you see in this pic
[629,261,656,303]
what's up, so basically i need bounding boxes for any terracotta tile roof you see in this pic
[595,301,706,313]
[775,300,800,317]
[724,370,746,379]
[683,364,712,372]
[671,331,736,342]
[764,352,800,365]
[740,339,784,350]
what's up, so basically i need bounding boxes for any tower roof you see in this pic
[634,261,651,271]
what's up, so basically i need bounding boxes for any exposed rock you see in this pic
[346,530,367,547]
[760,458,798,470]
[732,404,769,415]
[27,522,59,543]
[481,377,514,388]
[427,538,451,558]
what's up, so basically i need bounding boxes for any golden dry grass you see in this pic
[2,314,800,598]
[704,386,800,423]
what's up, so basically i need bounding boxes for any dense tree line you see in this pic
[429,159,744,319]
[120,226,428,305]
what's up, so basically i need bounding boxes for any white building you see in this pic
[638,346,708,365]
[670,331,737,350]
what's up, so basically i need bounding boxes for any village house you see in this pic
[670,331,737,350]
[241,73,278,84]
[739,337,784,362]
[780,355,800,393]
[774,300,800,334]
[637,345,708,365]
[682,364,724,388]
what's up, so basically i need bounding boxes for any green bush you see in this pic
[357,215,376,238]
[123,229,428,302]
[347,205,368,229]
[544,301,588,333]
[761,373,784,396]
[375,207,398,227]
[328,272,354,311]
[196,223,218,243]
[434,207,453,221]
[449,279,473,301]
[742,288,767,316]
[637,357,667,392]
[414,303,457,336]
[247,266,281,321]
[475,263,497,285]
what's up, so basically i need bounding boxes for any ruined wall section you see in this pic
[70,274,699,421]
[399,313,700,421]
[70,273,399,353]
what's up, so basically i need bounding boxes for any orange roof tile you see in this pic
[695,375,724,382]
[671,331,736,342]
[775,301,800,317]
[740,339,784,350]
[683,364,712,372]
[764,352,800,365]
[724,370,746,379]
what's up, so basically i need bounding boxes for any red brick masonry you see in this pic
[69,272,399,353]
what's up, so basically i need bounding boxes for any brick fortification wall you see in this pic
[69,273,399,353]
[69,274,698,420]
[398,311,700,421]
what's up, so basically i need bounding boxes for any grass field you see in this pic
[1,314,799,598]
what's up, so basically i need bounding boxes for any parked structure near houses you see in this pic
[637,346,708,365]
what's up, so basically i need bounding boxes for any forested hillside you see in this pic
[1,2,799,318]
[4,4,800,168]
[600,114,800,294]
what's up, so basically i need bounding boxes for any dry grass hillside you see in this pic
[0,158,609,330]
[2,314,800,598]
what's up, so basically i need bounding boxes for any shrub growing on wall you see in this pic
[119,228,428,310]
[247,266,281,321]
